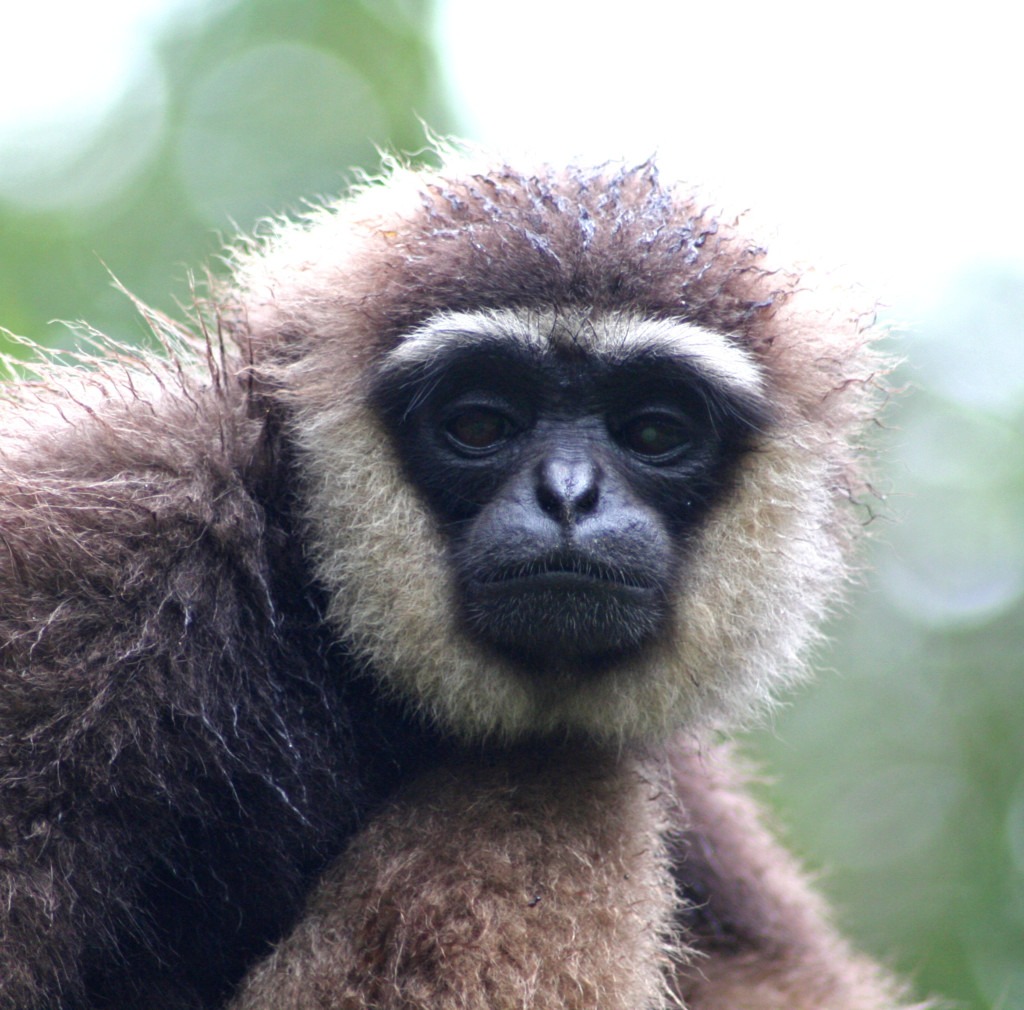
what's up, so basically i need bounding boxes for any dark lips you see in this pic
[478,552,655,592]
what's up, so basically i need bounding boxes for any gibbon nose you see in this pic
[535,456,601,524]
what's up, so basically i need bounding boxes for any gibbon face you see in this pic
[373,309,770,676]
[234,154,882,745]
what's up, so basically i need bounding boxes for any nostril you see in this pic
[536,480,562,518]
[575,482,598,513]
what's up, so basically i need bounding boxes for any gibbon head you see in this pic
[229,150,885,745]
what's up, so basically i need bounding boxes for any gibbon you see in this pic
[0,148,922,1009]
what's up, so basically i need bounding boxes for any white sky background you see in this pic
[0,0,217,136]
[0,0,1020,309]
[0,0,226,208]
[0,3,158,133]
[435,0,1023,310]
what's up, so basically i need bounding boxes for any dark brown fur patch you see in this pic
[0,359,369,1006]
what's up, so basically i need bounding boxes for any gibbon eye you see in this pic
[617,413,692,459]
[445,407,515,451]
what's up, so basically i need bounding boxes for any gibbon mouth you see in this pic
[477,553,655,591]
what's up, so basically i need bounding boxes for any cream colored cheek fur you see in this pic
[295,355,842,746]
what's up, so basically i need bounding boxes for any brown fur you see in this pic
[0,147,921,1009]
[227,743,922,1010]
[229,749,678,1010]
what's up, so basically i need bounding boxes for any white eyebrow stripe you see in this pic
[585,313,765,397]
[384,307,765,401]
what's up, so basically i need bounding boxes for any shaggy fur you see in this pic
[228,749,677,1010]
[0,148,918,1009]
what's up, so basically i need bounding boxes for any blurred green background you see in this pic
[1,2,1021,1007]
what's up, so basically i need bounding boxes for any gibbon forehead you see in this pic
[238,154,876,447]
